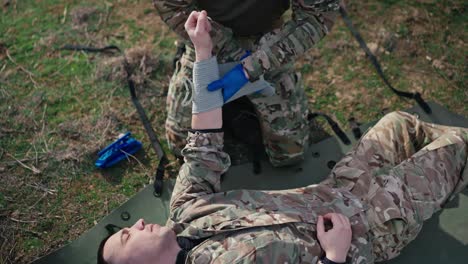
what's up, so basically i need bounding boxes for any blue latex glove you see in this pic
[207,64,249,102]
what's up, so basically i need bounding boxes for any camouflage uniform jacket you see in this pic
[166,132,373,263]
[153,0,340,80]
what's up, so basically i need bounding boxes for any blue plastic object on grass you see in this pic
[95,132,142,168]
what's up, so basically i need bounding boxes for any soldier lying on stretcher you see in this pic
[97,11,468,264]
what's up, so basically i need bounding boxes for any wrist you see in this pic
[195,48,212,62]
[191,109,222,130]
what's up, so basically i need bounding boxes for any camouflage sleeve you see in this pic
[152,0,244,60]
[170,132,231,211]
[242,0,340,80]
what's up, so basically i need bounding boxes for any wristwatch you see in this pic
[320,256,347,264]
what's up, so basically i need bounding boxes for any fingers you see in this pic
[196,10,210,34]
[322,213,351,229]
[195,11,205,33]
[340,214,351,227]
[201,10,212,32]
[185,11,199,31]
[323,213,342,226]
[185,10,211,34]
[317,215,325,237]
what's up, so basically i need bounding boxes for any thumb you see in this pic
[317,215,325,238]
[207,80,224,91]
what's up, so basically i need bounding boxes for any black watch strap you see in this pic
[188,128,224,133]
[320,256,347,264]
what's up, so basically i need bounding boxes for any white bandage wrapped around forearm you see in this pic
[192,56,223,113]
[192,57,276,113]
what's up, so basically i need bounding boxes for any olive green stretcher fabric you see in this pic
[33,102,468,264]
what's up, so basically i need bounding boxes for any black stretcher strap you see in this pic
[61,44,167,197]
[339,7,432,114]
[308,112,351,145]
[61,44,121,54]
[124,59,168,197]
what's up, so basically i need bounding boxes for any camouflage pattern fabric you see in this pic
[166,111,467,263]
[325,111,468,261]
[153,0,340,77]
[156,0,339,166]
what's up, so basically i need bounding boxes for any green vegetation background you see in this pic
[0,0,466,263]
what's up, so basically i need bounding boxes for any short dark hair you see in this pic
[97,224,124,264]
[97,234,112,264]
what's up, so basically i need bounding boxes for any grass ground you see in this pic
[0,0,466,263]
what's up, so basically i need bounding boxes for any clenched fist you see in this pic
[184,10,212,62]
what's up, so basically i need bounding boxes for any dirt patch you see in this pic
[95,45,160,88]
[56,112,124,162]
[70,6,99,29]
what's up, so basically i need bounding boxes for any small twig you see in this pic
[17,227,42,237]
[28,192,48,210]
[0,128,21,134]
[9,217,37,224]
[0,87,11,98]
[105,197,109,215]
[120,149,146,169]
[5,49,39,87]
[8,241,17,263]
[26,183,57,195]
[96,13,103,29]
[1,155,47,166]
[61,5,68,24]
[32,144,38,165]
[50,58,73,77]
[0,63,6,74]
[40,104,50,153]
[5,153,41,174]
[105,3,114,25]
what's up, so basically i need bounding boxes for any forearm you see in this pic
[192,109,222,130]
[242,1,339,80]
[169,10,232,213]
[191,49,223,129]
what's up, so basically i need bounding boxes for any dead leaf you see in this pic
[367,42,379,54]
[432,59,445,70]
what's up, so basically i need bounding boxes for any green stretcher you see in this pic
[34,102,468,264]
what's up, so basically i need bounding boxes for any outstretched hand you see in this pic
[317,213,352,263]
[184,10,213,62]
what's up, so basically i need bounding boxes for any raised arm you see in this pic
[204,0,340,100]
[153,0,244,60]
[242,0,340,80]
[169,11,230,211]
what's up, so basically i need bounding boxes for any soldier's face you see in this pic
[103,219,179,264]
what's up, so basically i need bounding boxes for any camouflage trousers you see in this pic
[165,45,311,167]
[325,111,468,261]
